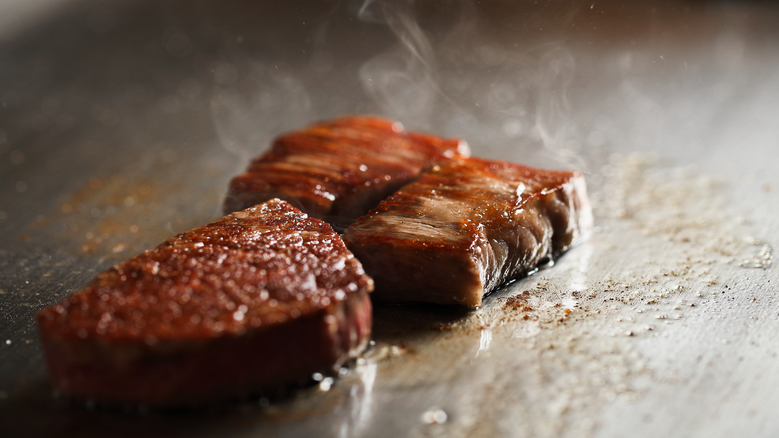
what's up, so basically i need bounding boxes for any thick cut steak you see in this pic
[343,157,592,306]
[36,199,373,407]
[224,116,470,231]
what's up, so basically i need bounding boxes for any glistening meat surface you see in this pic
[343,157,592,306]
[36,199,373,407]
[224,115,470,231]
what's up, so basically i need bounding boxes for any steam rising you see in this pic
[357,0,582,169]
[534,49,576,155]
[211,0,585,171]
[358,0,438,122]
[211,61,312,165]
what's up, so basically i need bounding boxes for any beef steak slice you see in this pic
[36,199,373,407]
[343,157,592,306]
[223,115,470,231]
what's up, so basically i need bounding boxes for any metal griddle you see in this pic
[2,1,778,437]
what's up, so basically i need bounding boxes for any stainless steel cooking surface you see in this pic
[1,1,778,436]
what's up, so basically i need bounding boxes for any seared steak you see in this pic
[223,116,470,231]
[36,199,373,407]
[343,157,592,306]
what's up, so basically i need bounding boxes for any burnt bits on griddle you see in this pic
[343,157,593,306]
[36,199,373,407]
[223,116,470,231]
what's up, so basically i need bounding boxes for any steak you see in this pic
[223,116,470,231]
[36,199,374,407]
[343,157,592,306]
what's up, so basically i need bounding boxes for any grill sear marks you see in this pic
[224,116,470,231]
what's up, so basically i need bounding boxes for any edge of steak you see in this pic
[36,199,373,407]
[343,157,592,306]
[223,115,470,231]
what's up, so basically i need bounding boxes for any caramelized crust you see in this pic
[224,116,470,230]
[343,157,592,306]
[36,199,373,406]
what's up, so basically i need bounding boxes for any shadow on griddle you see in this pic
[0,373,372,437]
[370,301,473,342]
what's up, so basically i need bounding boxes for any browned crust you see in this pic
[343,157,593,306]
[36,199,374,406]
[223,115,470,230]
[38,292,372,407]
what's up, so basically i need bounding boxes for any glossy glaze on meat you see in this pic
[343,157,592,306]
[224,116,470,231]
[36,199,373,406]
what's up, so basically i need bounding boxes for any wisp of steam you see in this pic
[358,0,582,168]
[210,0,586,171]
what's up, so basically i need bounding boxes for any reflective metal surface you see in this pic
[1,1,778,436]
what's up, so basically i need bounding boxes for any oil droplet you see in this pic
[422,409,448,424]
[319,377,334,391]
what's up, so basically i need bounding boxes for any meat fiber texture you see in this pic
[36,199,374,407]
[343,157,593,307]
[224,115,470,231]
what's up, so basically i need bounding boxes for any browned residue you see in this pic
[54,175,186,258]
[60,175,161,217]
